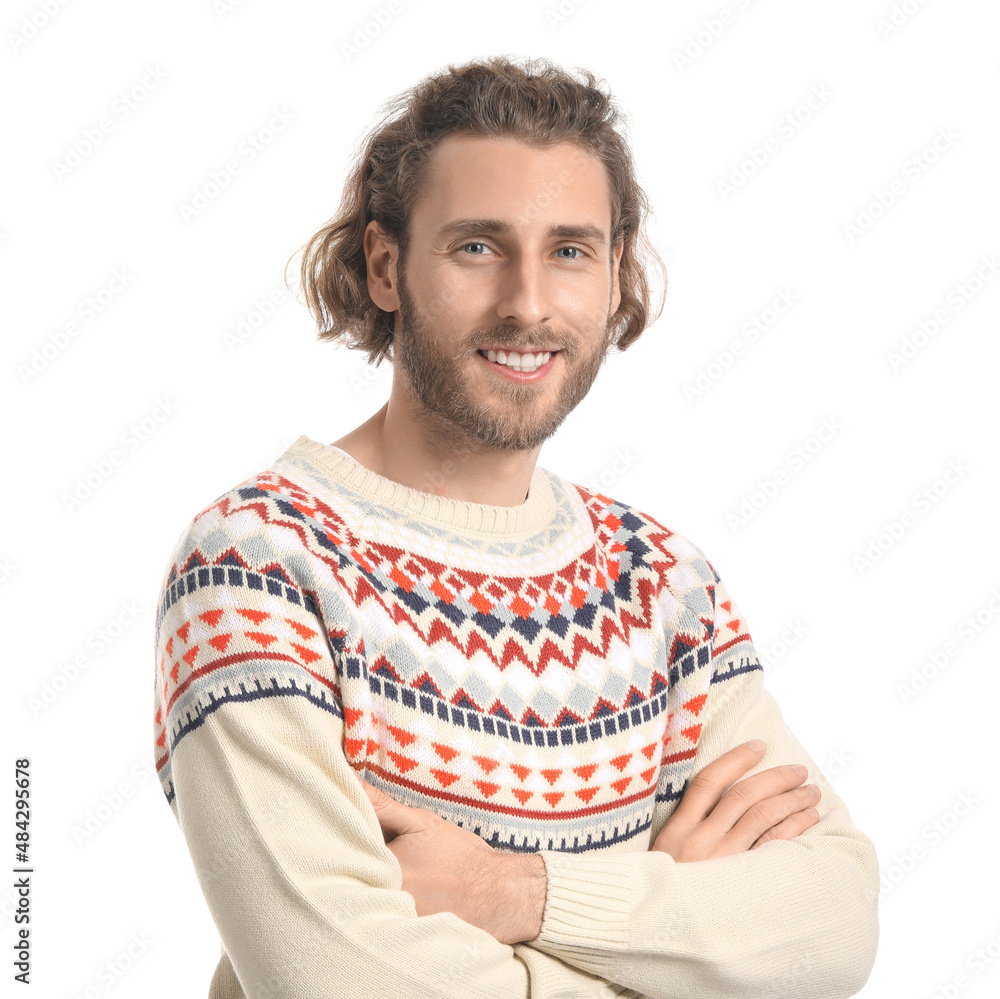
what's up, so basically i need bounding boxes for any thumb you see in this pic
[354,773,422,838]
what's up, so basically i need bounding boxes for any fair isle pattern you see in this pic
[154,443,762,854]
[278,448,578,559]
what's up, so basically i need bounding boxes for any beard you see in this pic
[392,259,617,455]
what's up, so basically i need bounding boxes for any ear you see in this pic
[610,239,624,316]
[364,219,399,313]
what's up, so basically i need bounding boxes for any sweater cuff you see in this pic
[533,849,662,958]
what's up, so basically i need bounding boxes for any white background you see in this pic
[3,0,999,995]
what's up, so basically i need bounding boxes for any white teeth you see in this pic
[484,349,552,373]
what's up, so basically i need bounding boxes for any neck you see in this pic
[332,399,541,508]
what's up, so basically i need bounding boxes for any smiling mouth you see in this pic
[478,348,559,373]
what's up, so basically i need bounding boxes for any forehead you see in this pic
[409,133,613,236]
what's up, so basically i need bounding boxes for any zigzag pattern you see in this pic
[154,440,760,853]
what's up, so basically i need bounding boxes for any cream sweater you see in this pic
[153,435,879,997]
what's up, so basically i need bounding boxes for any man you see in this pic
[154,56,879,998]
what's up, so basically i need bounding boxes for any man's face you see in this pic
[390,134,623,454]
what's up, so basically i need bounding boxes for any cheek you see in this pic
[419,267,488,323]
[556,283,609,327]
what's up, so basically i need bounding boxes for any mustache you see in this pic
[468,325,570,354]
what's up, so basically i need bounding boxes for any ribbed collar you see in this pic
[276,435,560,538]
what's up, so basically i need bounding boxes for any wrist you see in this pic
[512,851,547,943]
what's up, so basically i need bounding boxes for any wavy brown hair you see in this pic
[285,54,666,367]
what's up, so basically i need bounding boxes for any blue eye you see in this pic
[463,242,488,254]
[557,247,582,259]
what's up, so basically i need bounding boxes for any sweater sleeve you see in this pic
[525,569,880,999]
[155,515,634,999]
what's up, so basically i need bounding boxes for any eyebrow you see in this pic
[435,217,608,246]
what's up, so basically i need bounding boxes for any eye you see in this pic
[556,246,584,259]
[461,242,492,256]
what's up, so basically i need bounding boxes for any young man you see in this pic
[154,57,879,998]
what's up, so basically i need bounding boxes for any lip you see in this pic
[478,349,558,382]
[481,346,560,353]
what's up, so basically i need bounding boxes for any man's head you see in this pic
[290,56,664,452]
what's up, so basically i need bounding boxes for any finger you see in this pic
[356,778,423,838]
[700,763,814,834]
[719,782,821,851]
[673,741,769,823]
[749,805,821,849]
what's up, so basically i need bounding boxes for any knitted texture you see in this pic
[153,435,878,999]
[155,437,754,848]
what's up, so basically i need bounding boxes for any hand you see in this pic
[652,740,821,861]
[354,772,546,945]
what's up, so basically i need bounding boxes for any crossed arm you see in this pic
[172,693,642,998]
[354,738,825,947]
[172,665,877,998]
[165,556,878,998]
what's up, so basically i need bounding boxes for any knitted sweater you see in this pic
[153,434,879,999]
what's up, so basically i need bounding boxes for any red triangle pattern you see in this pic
[387,724,416,747]
[285,617,318,640]
[387,751,419,774]
[153,597,337,778]
[432,743,459,763]
[353,724,682,812]
[245,631,278,648]
[208,633,232,653]
[473,780,500,798]
[684,693,708,716]
[237,608,269,625]
[473,756,500,774]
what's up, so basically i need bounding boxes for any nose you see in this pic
[494,250,554,329]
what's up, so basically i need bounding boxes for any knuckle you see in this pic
[727,780,757,806]
[689,771,718,793]
[682,828,708,857]
[743,800,774,826]
[788,814,814,836]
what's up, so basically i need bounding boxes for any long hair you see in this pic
[286,55,666,367]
